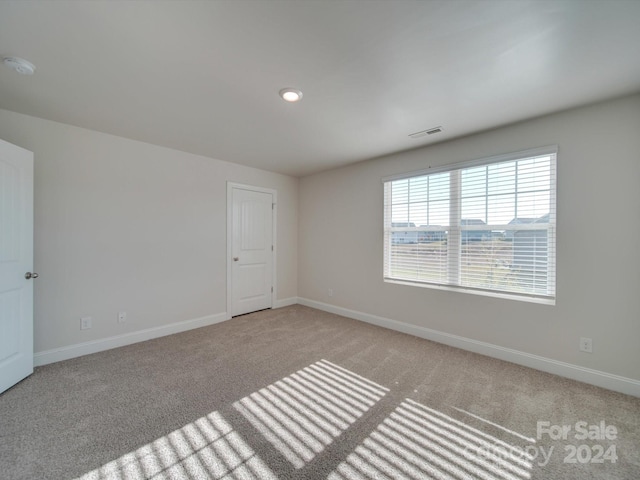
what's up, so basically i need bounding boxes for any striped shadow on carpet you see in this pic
[75,359,536,480]
[2,305,638,479]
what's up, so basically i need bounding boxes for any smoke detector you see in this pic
[3,57,36,75]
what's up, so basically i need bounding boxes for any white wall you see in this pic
[0,109,298,355]
[299,94,640,383]
[2,95,638,391]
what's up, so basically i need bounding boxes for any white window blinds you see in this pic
[383,147,557,302]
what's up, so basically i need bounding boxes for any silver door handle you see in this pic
[233,257,239,261]
[25,272,39,280]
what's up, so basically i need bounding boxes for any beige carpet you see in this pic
[1,305,638,479]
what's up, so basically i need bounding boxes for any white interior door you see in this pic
[0,139,34,394]
[230,187,273,317]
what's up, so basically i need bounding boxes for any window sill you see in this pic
[384,278,556,306]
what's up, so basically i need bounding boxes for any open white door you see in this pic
[0,139,34,394]
[229,185,274,317]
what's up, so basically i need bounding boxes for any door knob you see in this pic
[25,272,39,280]
[233,257,239,262]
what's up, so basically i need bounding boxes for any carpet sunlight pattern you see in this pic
[4,306,638,480]
[74,359,389,479]
[233,359,389,468]
[328,399,533,480]
[74,372,538,480]
[75,411,277,480]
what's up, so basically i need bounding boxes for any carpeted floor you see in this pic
[1,305,638,479]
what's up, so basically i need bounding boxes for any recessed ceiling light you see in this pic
[2,56,36,75]
[279,88,303,102]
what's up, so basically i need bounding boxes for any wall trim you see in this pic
[34,298,640,397]
[274,297,298,309]
[34,312,229,366]
[297,297,640,397]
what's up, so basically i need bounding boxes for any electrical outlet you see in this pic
[328,288,334,297]
[80,316,92,330]
[118,311,127,323]
[579,337,593,353]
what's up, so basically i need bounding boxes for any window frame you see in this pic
[382,146,557,305]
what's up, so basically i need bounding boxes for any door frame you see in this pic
[226,182,277,319]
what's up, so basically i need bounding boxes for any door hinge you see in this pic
[271,286,273,293]
[271,245,274,251]
[272,203,275,210]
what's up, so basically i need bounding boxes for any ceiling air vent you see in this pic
[408,126,443,139]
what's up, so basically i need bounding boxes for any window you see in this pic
[383,146,556,303]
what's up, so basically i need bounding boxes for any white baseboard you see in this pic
[297,297,640,398]
[274,297,299,309]
[34,312,229,366]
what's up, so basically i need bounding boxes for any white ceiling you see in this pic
[1,0,639,177]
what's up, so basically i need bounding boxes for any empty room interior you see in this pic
[1,1,639,479]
